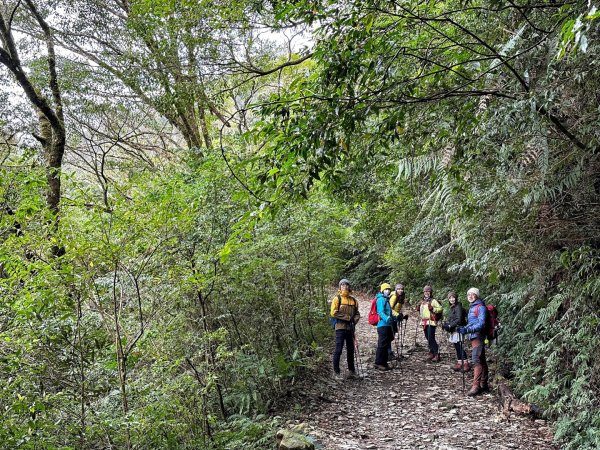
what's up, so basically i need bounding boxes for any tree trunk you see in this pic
[112,264,131,450]
[0,1,66,256]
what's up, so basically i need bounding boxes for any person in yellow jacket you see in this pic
[390,283,406,319]
[330,279,360,378]
[387,283,407,357]
[416,285,443,362]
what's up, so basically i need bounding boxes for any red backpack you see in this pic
[475,303,499,342]
[368,297,380,326]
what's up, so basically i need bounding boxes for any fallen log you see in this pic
[498,380,544,418]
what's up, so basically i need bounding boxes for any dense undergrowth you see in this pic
[0,152,341,449]
[2,0,600,448]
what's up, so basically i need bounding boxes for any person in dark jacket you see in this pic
[330,279,360,379]
[457,287,489,396]
[442,291,469,372]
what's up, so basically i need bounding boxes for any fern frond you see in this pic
[523,157,584,208]
[520,139,545,169]
[396,152,441,180]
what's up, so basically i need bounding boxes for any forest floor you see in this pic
[282,292,557,450]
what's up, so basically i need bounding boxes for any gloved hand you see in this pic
[457,326,467,335]
[442,323,450,332]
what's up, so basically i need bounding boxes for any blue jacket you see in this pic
[376,293,393,328]
[465,298,486,340]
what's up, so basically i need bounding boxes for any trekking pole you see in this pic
[351,324,358,374]
[414,315,419,348]
[398,318,404,358]
[394,323,401,367]
[460,334,466,395]
[356,339,364,378]
[402,315,408,356]
[435,325,441,361]
[352,324,363,378]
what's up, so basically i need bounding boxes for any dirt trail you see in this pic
[286,292,556,450]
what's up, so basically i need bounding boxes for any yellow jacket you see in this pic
[389,293,405,316]
[330,291,360,331]
[418,299,443,326]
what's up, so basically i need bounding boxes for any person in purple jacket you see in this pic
[457,287,489,396]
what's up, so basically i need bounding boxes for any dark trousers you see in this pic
[333,329,355,373]
[375,326,394,366]
[454,341,467,360]
[423,325,439,355]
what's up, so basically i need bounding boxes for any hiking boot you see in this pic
[481,362,489,389]
[451,361,462,371]
[346,370,358,379]
[431,354,441,362]
[467,385,481,396]
[468,364,483,396]
[333,372,343,381]
[425,352,434,361]
[479,383,490,393]
[374,364,391,371]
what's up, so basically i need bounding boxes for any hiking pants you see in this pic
[453,341,467,360]
[470,337,488,386]
[333,329,355,373]
[423,325,439,355]
[376,326,394,366]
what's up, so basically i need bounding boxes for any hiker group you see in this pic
[330,280,498,397]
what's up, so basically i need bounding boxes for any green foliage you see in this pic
[211,415,279,450]
[0,154,77,449]
[493,249,600,450]
[2,0,600,448]
[254,1,600,447]
[1,140,343,448]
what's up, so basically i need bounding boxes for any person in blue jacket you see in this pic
[457,287,489,396]
[374,283,394,371]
